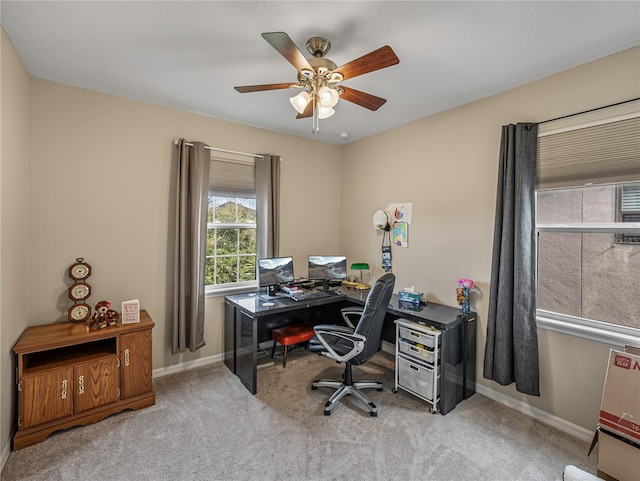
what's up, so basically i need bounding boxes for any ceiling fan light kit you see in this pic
[289,91,311,114]
[234,32,399,135]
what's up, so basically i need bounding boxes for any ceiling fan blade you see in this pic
[234,83,294,93]
[262,32,314,73]
[334,45,399,81]
[296,101,314,119]
[340,87,387,111]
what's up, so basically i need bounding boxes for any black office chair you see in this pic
[309,273,396,416]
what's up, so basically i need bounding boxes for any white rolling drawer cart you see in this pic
[393,318,441,413]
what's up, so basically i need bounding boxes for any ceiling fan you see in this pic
[234,32,400,134]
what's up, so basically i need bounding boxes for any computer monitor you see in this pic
[257,256,295,298]
[308,255,347,288]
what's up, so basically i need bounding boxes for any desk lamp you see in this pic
[351,263,370,284]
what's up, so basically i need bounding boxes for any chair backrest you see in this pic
[351,273,396,365]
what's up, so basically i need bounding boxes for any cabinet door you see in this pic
[120,329,152,399]
[19,367,74,429]
[74,356,120,413]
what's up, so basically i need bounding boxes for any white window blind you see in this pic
[537,115,640,189]
[209,156,256,198]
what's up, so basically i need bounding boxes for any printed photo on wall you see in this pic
[393,221,408,247]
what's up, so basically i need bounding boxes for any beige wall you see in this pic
[1,29,31,460]
[27,80,342,373]
[340,46,640,432]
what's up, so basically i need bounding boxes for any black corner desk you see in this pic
[224,287,476,414]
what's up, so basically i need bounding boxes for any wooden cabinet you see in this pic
[120,330,152,399]
[13,311,156,450]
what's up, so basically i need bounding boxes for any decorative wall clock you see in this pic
[68,258,92,322]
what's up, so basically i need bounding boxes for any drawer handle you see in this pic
[124,349,130,367]
[61,379,68,400]
[78,375,85,395]
[409,364,420,372]
[409,332,420,338]
[409,346,419,352]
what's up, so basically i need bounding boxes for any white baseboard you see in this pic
[1,440,10,474]
[152,353,223,378]
[475,383,595,443]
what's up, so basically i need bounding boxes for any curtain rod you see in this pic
[539,97,640,124]
[174,140,264,159]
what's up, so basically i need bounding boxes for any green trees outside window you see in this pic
[206,196,256,286]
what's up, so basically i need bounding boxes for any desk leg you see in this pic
[440,326,464,414]
[224,301,236,373]
[463,316,476,399]
[236,310,258,394]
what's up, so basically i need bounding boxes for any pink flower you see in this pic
[457,278,475,289]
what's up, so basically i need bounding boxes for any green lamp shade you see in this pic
[351,263,370,270]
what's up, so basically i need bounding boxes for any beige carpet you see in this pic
[1,349,596,481]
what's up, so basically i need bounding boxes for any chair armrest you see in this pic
[313,327,366,363]
[340,306,363,328]
[314,324,354,334]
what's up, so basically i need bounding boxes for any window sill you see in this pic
[536,310,640,348]
[205,284,258,299]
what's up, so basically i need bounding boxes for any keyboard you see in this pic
[289,290,332,302]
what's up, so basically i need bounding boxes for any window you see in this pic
[206,195,256,287]
[537,184,640,331]
[616,184,640,244]
[206,155,258,291]
[536,108,640,345]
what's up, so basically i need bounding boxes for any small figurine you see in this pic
[90,300,120,329]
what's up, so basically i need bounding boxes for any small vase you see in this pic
[460,287,470,316]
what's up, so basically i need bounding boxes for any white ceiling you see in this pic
[2,1,639,145]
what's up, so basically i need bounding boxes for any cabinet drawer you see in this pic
[398,339,436,364]
[398,326,435,349]
[397,356,437,401]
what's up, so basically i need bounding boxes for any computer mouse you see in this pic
[263,302,275,307]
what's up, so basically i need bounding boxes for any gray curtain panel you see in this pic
[256,154,281,258]
[173,139,209,353]
[483,123,540,396]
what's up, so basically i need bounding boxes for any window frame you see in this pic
[535,106,640,347]
[205,211,257,295]
[205,156,260,298]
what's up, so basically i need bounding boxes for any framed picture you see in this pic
[121,299,140,324]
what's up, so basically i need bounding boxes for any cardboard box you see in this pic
[597,430,640,481]
[594,347,640,481]
[599,349,640,445]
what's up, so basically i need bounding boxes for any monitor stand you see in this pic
[322,279,330,292]
[259,285,279,300]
